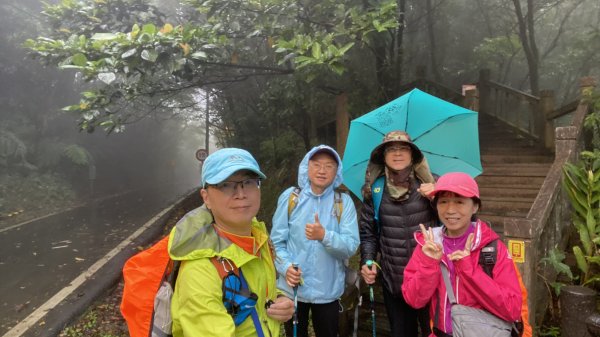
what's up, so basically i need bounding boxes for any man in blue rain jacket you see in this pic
[270,145,359,337]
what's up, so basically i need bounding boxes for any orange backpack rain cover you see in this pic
[120,236,171,337]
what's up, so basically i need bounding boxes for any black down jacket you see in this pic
[359,177,437,297]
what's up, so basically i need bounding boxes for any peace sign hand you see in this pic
[420,224,443,260]
[447,233,474,261]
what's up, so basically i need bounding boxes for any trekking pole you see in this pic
[292,263,299,337]
[366,260,376,337]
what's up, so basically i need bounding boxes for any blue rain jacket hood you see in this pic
[270,145,359,303]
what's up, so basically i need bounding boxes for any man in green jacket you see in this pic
[168,148,294,337]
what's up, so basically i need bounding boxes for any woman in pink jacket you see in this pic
[402,172,521,337]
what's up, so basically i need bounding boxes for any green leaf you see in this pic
[98,73,116,84]
[373,20,384,32]
[586,256,600,266]
[59,65,84,70]
[82,91,97,99]
[586,208,597,242]
[141,49,158,62]
[330,63,345,75]
[550,282,565,296]
[121,48,137,59]
[583,275,600,286]
[541,248,573,280]
[62,145,91,166]
[311,43,322,60]
[142,24,157,35]
[61,104,81,112]
[191,51,207,59]
[71,53,87,67]
[338,42,355,55]
[91,33,118,41]
[573,246,589,275]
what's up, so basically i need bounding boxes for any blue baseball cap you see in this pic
[201,148,266,187]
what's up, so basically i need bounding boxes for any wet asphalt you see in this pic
[0,183,195,336]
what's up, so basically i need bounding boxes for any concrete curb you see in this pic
[11,190,199,337]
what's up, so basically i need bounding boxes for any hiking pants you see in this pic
[383,285,431,337]
[284,300,340,337]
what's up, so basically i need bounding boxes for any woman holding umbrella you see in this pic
[359,130,437,337]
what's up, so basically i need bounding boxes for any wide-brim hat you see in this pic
[369,130,424,165]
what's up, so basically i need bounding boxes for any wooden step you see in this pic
[479,186,540,199]
[475,175,546,186]
[481,164,550,176]
[480,200,532,214]
[481,154,553,164]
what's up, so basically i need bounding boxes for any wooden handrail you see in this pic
[486,80,540,103]
[547,99,579,120]
[397,78,463,102]
[531,102,589,235]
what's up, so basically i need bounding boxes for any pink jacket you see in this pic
[402,220,522,336]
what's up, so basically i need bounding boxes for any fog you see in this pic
[0,0,208,226]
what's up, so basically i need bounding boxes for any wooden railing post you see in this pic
[580,76,597,99]
[540,90,555,151]
[464,88,479,112]
[336,92,349,158]
[478,69,491,115]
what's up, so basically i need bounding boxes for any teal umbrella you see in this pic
[342,88,482,200]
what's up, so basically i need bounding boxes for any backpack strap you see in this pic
[239,269,266,337]
[287,186,344,223]
[371,176,385,226]
[287,187,302,218]
[440,263,457,304]
[333,189,343,224]
[478,239,498,278]
[210,256,239,278]
[210,256,265,336]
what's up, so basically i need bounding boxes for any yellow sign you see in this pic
[508,240,525,263]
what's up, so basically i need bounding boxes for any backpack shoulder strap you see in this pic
[288,186,344,223]
[478,239,498,278]
[211,257,265,337]
[287,187,302,218]
[210,256,239,279]
[333,189,344,224]
[372,176,385,224]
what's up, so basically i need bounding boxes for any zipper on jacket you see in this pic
[263,319,273,337]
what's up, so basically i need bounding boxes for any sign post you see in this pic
[196,149,208,177]
[195,149,208,162]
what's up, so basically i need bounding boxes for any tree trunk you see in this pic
[511,0,539,95]
[394,0,406,94]
[425,0,441,82]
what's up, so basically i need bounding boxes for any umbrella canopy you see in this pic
[342,88,482,200]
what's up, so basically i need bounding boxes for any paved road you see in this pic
[0,183,194,335]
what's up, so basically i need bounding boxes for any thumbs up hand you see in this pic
[305,213,325,241]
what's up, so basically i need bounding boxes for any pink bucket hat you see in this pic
[431,172,479,198]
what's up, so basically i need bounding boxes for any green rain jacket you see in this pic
[168,205,281,337]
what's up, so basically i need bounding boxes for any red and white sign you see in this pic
[195,149,208,162]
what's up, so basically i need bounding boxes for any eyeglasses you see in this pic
[385,145,411,153]
[207,178,261,195]
[309,161,337,172]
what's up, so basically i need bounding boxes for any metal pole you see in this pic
[205,90,210,153]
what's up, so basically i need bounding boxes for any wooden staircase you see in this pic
[476,113,554,236]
